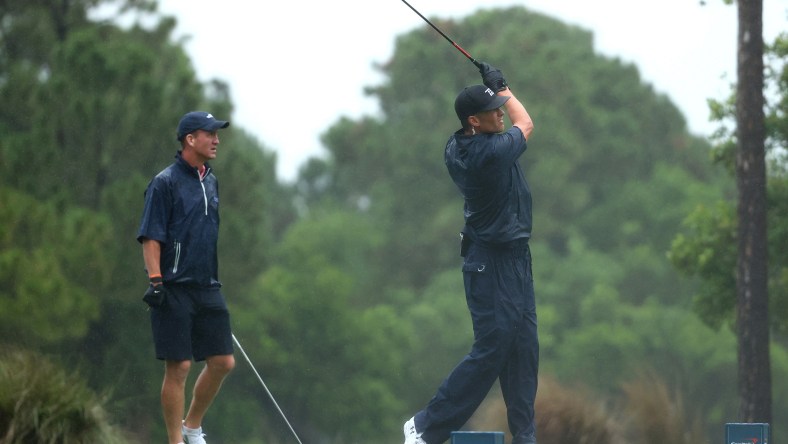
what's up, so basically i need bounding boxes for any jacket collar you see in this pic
[175,151,211,178]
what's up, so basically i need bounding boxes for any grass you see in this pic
[0,348,130,444]
[620,372,707,444]
[468,374,707,444]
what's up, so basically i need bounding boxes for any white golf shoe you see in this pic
[182,421,207,444]
[403,417,427,444]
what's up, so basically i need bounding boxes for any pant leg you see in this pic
[499,245,538,443]
[416,244,519,444]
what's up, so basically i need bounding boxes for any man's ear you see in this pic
[468,115,480,127]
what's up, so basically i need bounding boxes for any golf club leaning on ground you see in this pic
[231,333,304,444]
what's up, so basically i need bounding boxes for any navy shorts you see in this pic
[149,285,233,361]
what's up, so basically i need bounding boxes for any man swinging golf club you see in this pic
[404,62,538,444]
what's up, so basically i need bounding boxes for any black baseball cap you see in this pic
[176,111,230,141]
[454,85,510,122]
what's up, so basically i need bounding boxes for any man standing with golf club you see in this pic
[404,63,538,444]
[138,111,235,444]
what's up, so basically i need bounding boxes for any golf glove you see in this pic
[479,62,508,92]
[143,283,168,308]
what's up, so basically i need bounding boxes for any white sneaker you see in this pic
[182,421,207,444]
[403,417,427,444]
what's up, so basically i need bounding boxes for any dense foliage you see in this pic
[670,32,788,334]
[0,1,785,443]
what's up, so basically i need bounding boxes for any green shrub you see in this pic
[0,348,129,444]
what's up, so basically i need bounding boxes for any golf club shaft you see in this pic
[400,0,482,68]
[232,334,304,444]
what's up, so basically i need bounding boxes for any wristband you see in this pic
[149,275,163,285]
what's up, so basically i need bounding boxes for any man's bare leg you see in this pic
[183,354,235,429]
[162,360,192,444]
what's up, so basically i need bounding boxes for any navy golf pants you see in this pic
[415,239,538,444]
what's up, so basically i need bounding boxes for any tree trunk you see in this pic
[735,0,771,424]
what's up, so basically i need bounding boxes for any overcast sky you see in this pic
[156,0,786,182]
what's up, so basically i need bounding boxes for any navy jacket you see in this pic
[444,126,532,245]
[137,152,221,288]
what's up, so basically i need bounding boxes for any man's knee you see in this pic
[164,360,192,384]
[207,354,235,376]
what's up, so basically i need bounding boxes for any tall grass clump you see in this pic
[468,374,708,444]
[534,377,624,444]
[0,348,129,444]
[470,376,624,444]
[620,372,707,444]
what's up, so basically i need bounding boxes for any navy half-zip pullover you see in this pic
[137,151,221,288]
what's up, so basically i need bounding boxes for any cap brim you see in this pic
[479,95,510,113]
[204,120,230,131]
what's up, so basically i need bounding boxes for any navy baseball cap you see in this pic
[176,111,230,141]
[454,85,510,122]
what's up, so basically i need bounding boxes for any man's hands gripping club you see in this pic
[477,61,534,139]
[479,62,508,92]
